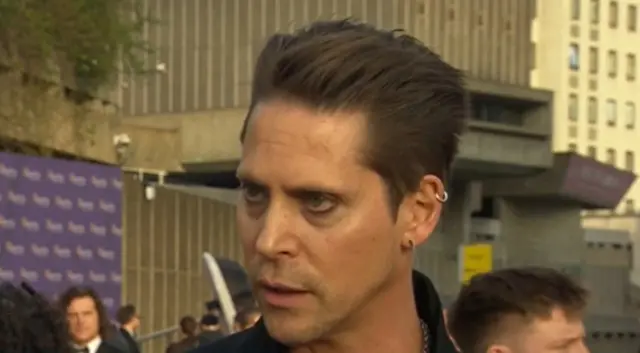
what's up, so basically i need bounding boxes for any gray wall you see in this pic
[118,0,537,116]
[122,173,242,353]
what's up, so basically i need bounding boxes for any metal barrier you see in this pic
[137,326,180,353]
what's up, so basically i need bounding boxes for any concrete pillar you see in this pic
[497,198,584,276]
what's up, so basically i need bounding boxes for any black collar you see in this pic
[242,270,457,353]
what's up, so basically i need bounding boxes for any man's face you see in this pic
[66,296,100,345]
[245,312,261,329]
[492,309,588,353]
[131,314,141,331]
[237,100,411,345]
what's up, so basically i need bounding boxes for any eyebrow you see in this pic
[236,169,347,197]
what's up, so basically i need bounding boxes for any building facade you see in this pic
[531,0,639,214]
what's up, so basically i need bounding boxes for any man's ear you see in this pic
[400,174,445,249]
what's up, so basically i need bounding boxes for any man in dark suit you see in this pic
[58,286,125,353]
[193,16,465,353]
[114,304,141,353]
[166,316,199,353]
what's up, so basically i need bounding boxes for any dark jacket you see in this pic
[166,336,200,353]
[191,270,457,353]
[97,340,128,353]
[197,330,225,345]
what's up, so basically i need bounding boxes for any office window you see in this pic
[569,143,578,152]
[606,148,616,165]
[626,102,636,129]
[569,94,579,121]
[572,0,581,20]
[606,99,617,126]
[627,54,636,81]
[625,151,635,171]
[608,50,618,77]
[588,146,597,159]
[569,44,580,70]
[589,47,599,73]
[625,199,635,214]
[588,97,598,124]
[609,1,619,28]
[591,0,601,24]
[629,5,638,32]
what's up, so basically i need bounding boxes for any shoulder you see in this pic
[190,330,253,353]
[99,340,128,353]
[190,322,282,353]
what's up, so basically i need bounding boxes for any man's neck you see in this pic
[122,325,135,334]
[292,269,423,353]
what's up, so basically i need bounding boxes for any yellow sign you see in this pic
[459,244,493,284]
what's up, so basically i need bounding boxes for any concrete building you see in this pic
[531,0,639,213]
[110,0,637,296]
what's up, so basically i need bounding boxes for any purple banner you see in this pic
[0,152,122,314]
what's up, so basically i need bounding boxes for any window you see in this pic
[625,199,635,214]
[624,199,635,214]
[588,97,598,124]
[569,44,580,70]
[606,148,616,165]
[625,151,635,171]
[629,5,637,32]
[569,143,578,152]
[626,102,636,129]
[608,50,618,77]
[569,125,578,138]
[606,99,617,126]
[588,146,597,158]
[569,94,579,121]
[627,54,636,81]
[609,1,619,28]
[572,0,582,20]
[591,0,601,24]
[589,47,599,73]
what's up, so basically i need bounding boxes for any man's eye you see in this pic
[303,194,336,214]
[241,184,267,204]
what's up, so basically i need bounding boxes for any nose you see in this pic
[254,203,299,259]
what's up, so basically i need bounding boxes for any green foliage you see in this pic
[0,0,152,93]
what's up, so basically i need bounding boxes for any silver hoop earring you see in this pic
[435,191,448,203]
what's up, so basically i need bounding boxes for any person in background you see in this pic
[232,290,257,312]
[447,267,589,353]
[204,300,221,317]
[58,286,124,353]
[114,304,141,353]
[233,307,261,333]
[197,314,225,345]
[0,282,74,353]
[165,316,199,353]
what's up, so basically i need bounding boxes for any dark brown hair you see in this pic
[447,267,588,353]
[241,19,469,212]
[179,316,198,336]
[115,304,136,326]
[57,286,115,340]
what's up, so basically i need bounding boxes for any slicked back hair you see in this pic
[240,19,469,213]
[447,267,589,353]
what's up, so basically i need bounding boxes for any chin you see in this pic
[263,312,321,346]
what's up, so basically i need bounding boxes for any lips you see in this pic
[259,280,309,308]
